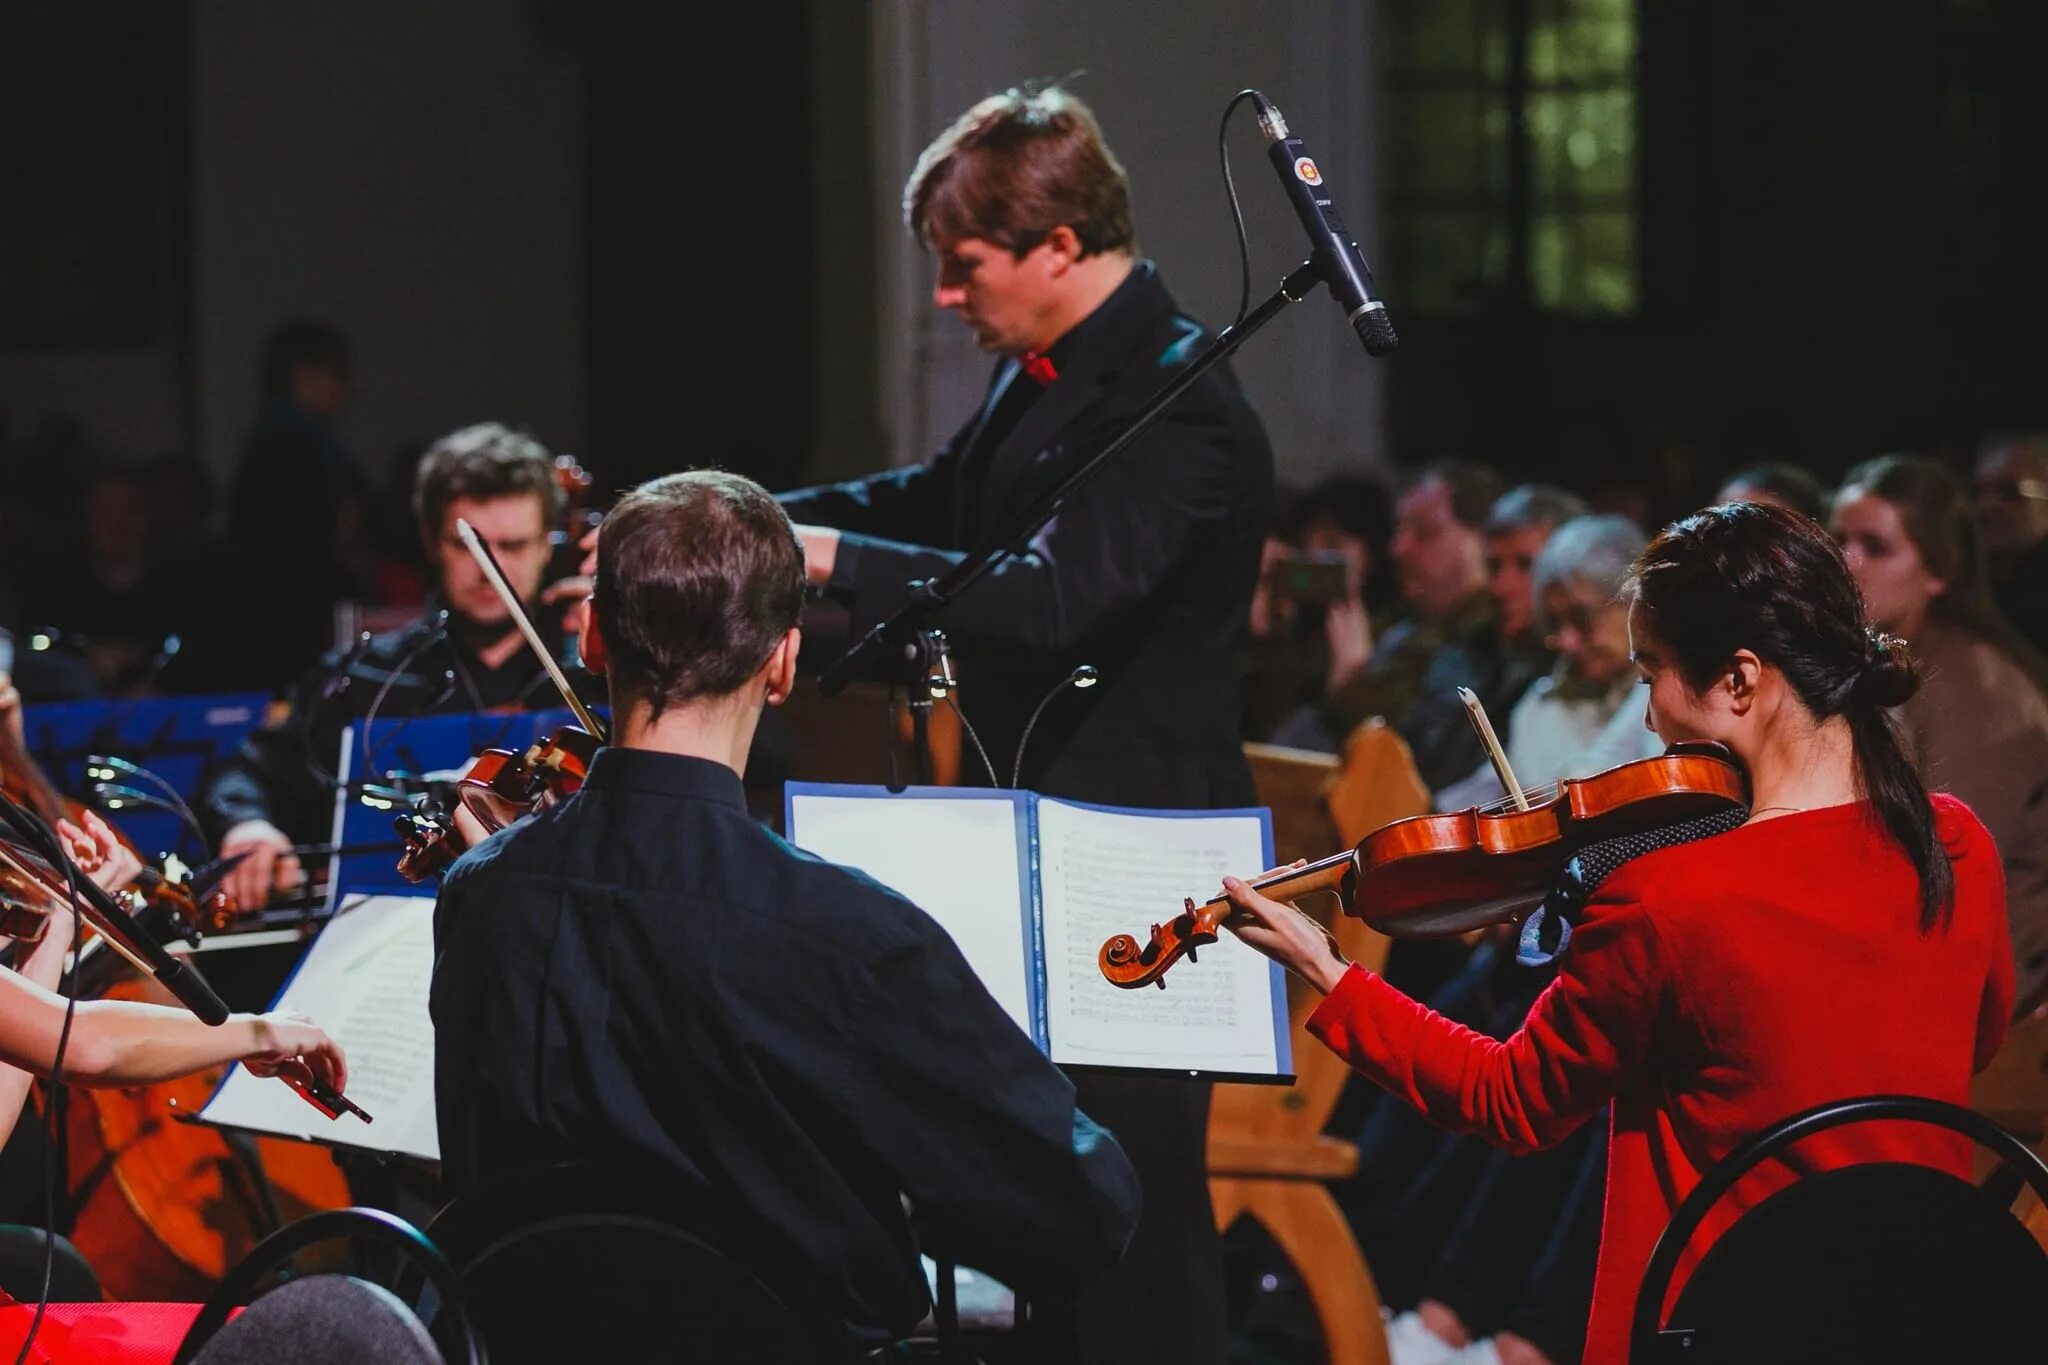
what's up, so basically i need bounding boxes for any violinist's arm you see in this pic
[1223,877,1664,1155]
[0,969,345,1093]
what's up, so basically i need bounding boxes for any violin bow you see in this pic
[454,518,608,741]
[1457,686,1530,812]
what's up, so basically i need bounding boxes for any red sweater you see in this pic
[1307,795,2013,1364]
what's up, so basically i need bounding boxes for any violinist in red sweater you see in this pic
[1222,501,2012,1364]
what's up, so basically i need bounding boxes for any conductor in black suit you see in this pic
[781,82,1274,1365]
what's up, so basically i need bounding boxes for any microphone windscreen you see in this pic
[1355,308,1400,358]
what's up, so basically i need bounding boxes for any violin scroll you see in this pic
[1098,897,1230,990]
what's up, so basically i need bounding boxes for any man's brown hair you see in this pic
[594,470,806,716]
[903,83,1135,257]
[412,422,565,534]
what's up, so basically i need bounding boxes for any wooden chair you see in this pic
[1971,1004,2048,1246]
[1207,723,1431,1363]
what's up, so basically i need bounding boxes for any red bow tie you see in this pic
[1019,351,1059,387]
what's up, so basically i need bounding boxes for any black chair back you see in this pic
[175,1206,485,1365]
[427,1164,824,1364]
[1632,1094,2048,1363]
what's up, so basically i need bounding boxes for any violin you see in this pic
[393,517,608,881]
[1098,740,1749,990]
[394,724,598,880]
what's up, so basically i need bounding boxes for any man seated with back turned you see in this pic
[430,470,1141,1359]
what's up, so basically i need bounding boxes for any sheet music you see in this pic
[785,791,1036,1037]
[200,893,440,1161]
[1035,799,1283,1075]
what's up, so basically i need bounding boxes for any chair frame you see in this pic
[1631,1093,2048,1361]
[173,1205,486,1365]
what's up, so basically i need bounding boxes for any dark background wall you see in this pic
[1384,1,2048,522]
[0,1,2041,519]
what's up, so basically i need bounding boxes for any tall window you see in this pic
[1379,0,1638,317]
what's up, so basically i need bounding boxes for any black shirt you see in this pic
[430,746,1140,1354]
[196,610,599,848]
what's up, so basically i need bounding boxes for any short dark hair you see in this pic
[259,318,352,397]
[411,423,564,535]
[1418,461,1509,531]
[1485,483,1591,538]
[1718,463,1827,522]
[904,83,1135,258]
[594,471,806,716]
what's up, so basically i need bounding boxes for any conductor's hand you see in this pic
[243,1011,347,1096]
[1219,876,1351,996]
[791,524,839,587]
[218,820,299,911]
[542,524,601,638]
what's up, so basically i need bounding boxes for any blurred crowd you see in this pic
[1242,439,2048,1365]
[0,319,438,702]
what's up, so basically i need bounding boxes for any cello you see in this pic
[0,693,356,1300]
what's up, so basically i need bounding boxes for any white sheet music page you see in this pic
[199,893,440,1162]
[1035,798,1283,1076]
[785,789,1036,1038]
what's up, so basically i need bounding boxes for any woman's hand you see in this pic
[243,1011,348,1097]
[57,811,144,895]
[1218,875,1352,996]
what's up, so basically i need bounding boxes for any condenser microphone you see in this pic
[1253,95,1398,357]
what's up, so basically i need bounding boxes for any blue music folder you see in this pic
[785,783,1293,1083]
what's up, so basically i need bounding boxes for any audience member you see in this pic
[23,466,183,696]
[1835,454,2048,1006]
[1289,462,1522,790]
[1715,462,1828,522]
[226,318,374,691]
[1972,434,2048,656]
[1246,477,1396,743]
[1438,515,1659,812]
[1482,486,1589,656]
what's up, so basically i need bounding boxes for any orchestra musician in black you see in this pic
[430,470,1140,1360]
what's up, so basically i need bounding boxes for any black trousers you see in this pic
[1046,1075,1225,1365]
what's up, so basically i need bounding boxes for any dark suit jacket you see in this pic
[782,262,1274,810]
[780,262,1270,1365]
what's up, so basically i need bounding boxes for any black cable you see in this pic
[944,697,1000,789]
[3,796,87,1365]
[1219,89,1267,331]
[355,613,452,786]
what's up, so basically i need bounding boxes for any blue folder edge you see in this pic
[782,782,1293,1085]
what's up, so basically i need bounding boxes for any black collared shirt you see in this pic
[430,747,1141,1354]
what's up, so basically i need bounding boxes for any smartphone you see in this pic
[1264,549,1352,606]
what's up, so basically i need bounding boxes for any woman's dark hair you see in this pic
[1836,453,2048,694]
[1718,462,1828,523]
[1629,501,1953,929]
[594,470,806,718]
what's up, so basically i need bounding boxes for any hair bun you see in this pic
[1858,631,1920,708]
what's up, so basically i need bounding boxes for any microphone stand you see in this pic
[818,261,1328,787]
